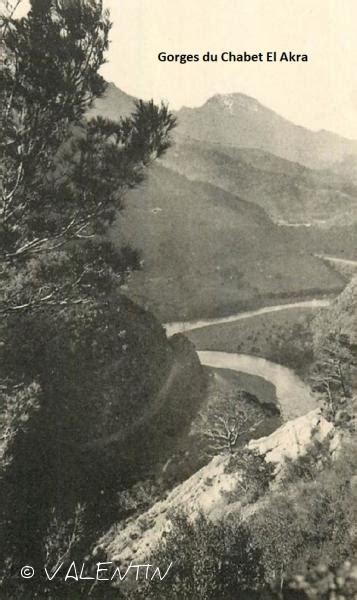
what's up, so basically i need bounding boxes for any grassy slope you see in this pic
[111,164,346,321]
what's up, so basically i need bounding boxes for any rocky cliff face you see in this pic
[97,409,340,564]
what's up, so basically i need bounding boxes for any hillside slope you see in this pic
[176,93,357,170]
[87,82,136,119]
[89,84,353,320]
[1,295,207,486]
[161,138,357,226]
[89,84,357,229]
[312,275,357,348]
[98,410,337,565]
[111,164,345,321]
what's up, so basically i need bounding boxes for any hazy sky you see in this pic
[13,0,357,138]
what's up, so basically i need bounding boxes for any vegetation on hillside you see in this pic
[310,277,357,425]
[93,84,356,322]
[114,164,345,321]
[0,2,206,598]
[127,421,356,600]
[0,3,355,599]
[130,511,265,600]
[122,284,356,600]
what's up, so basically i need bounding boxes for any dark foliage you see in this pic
[0,2,179,598]
[131,511,264,600]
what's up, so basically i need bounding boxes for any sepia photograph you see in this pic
[1,0,356,598]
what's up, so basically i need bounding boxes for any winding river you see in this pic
[198,351,318,420]
[165,299,329,420]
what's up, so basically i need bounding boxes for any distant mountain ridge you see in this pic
[89,83,354,320]
[90,84,357,171]
[161,138,357,226]
[176,93,357,170]
[89,84,357,226]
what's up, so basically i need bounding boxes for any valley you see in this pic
[92,81,356,553]
[97,83,356,452]
[90,82,356,454]
[112,164,348,321]
[91,84,356,324]
[3,5,357,598]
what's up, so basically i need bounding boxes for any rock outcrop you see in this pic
[247,409,338,475]
[98,409,339,564]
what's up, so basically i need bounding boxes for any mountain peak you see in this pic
[205,93,262,113]
[175,91,357,169]
[90,82,357,169]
